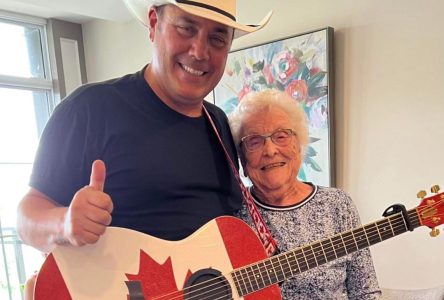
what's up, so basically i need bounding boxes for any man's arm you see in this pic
[17,188,67,253]
[17,160,113,253]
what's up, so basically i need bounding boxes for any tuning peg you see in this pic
[430,228,440,237]
[431,185,440,193]
[417,190,427,199]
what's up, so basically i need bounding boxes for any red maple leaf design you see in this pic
[125,250,192,299]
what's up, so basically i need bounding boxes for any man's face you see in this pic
[147,5,233,116]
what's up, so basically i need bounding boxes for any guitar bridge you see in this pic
[126,280,145,300]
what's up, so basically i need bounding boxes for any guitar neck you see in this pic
[232,208,419,297]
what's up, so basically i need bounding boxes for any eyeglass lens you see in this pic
[243,129,293,151]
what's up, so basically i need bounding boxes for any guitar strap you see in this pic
[203,106,279,256]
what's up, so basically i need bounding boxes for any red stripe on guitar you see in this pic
[216,216,282,299]
[34,253,72,300]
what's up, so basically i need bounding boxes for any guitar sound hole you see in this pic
[183,268,232,300]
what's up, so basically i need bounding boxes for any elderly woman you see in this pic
[229,89,381,299]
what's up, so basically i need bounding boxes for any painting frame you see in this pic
[213,27,335,187]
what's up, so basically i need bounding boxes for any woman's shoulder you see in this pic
[311,185,357,215]
[315,185,352,201]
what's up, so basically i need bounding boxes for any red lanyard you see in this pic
[203,106,279,256]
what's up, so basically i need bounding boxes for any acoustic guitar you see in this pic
[34,186,444,299]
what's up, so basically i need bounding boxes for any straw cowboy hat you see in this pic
[123,0,272,38]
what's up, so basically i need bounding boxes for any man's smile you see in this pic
[180,63,206,76]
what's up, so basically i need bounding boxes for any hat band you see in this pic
[176,0,236,21]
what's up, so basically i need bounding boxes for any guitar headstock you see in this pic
[417,185,444,237]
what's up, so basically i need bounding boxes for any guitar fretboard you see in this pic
[231,209,419,297]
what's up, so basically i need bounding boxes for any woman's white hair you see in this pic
[228,89,309,153]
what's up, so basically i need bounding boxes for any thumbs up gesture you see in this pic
[62,160,114,246]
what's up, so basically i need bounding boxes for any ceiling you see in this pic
[0,0,133,24]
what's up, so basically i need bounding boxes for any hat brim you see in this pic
[123,0,272,39]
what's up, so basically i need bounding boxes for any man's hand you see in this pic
[62,160,113,246]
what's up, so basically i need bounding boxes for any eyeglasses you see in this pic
[241,129,295,152]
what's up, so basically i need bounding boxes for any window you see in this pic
[0,11,55,300]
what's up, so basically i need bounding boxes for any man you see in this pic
[17,0,272,253]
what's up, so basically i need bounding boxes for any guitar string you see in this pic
[150,201,442,300]
[150,209,420,300]
[229,212,413,297]
[181,211,412,300]
[153,206,444,300]
[240,210,425,276]
[149,213,409,300]
[211,204,442,299]
[160,208,443,300]
[149,212,409,300]
[232,213,444,299]
[233,207,444,296]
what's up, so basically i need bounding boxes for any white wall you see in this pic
[82,0,444,289]
[83,18,149,81]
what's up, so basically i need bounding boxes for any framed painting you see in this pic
[213,27,335,187]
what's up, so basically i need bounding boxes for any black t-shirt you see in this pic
[30,67,242,240]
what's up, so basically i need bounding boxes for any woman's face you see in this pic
[241,107,302,194]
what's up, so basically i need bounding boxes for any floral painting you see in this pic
[214,28,334,186]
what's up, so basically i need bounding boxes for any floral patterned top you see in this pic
[236,184,381,299]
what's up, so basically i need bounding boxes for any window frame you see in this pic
[0,10,56,112]
[0,10,56,300]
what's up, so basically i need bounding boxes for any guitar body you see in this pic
[34,216,282,299]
